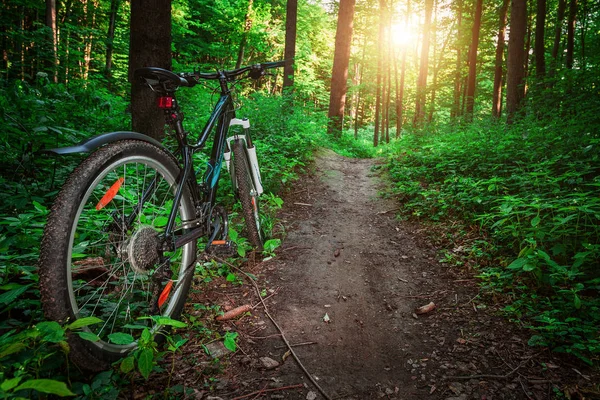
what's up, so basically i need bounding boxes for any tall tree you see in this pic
[283,0,297,88]
[374,0,385,146]
[45,0,58,82]
[535,0,546,76]
[105,0,120,79]
[328,0,356,137]
[130,0,172,140]
[506,0,528,123]
[395,0,410,137]
[413,0,434,126]
[492,0,510,118]
[236,0,254,69]
[566,0,577,68]
[551,0,567,61]
[451,0,463,119]
[465,0,483,119]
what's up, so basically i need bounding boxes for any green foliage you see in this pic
[386,112,600,362]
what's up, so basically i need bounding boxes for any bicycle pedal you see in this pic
[206,240,237,256]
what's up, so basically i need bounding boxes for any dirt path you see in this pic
[185,150,597,400]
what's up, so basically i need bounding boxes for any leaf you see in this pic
[76,332,100,342]
[226,273,236,282]
[0,284,32,305]
[154,317,186,328]
[137,348,154,379]
[574,294,582,310]
[223,332,238,352]
[531,216,541,227]
[153,216,168,227]
[507,258,528,270]
[36,321,66,343]
[1,376,22,391]
[107,332,135,345]
[67,316,103,330]
[120,356,135,374]
[14,379,75,397]
[0,342,27,358]
[141,328,151,343]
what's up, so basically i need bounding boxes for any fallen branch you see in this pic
[275,341,318,349]
[231,383,304,400]
[252,288,279,309]
[293,202,312,206]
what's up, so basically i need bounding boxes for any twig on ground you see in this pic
[252,287,279,309]
[447,354,537,380]
[376,208,399,215]
[231,383,304,400]
[275,341,318,349]
[519,377,534,400]
[216,256,332,400]
[293,202,312,206]
[282,246,312,252]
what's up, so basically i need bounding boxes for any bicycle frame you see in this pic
[160,73,241,252]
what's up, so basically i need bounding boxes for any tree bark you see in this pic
[374,0,385,146]
[396,0,410,137]
[283,0,296,88]
[327,0,356,137]
[492,0,509,119]
[465,0,482,120]
[105,0,119,79]
[413,0,434,127]
[551,0,567,60]
[535,0,546,77]
[130,0,172,140]
[45,0,58,82]
[506,0,527,124]
[566,0,577,68]
[451,0,463,119]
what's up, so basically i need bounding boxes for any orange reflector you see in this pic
[211,240,226,246]
[95,177,124,210]
[158,280,174,308]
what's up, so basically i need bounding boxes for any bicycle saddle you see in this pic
[134,67,191,93]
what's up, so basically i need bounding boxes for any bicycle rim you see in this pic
[66,153,194,353]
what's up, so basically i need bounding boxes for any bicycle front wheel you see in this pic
[232,139,264,250]
[39,140,196,370]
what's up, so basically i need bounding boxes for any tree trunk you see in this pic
[374,0,385,146]
[566,0,577,68]
[283,0,296,88]
[506,0,527,124]
[105,0,119,79]
[551,0,567,60]
[492,0,509,118]
[130,0,172,140]
[45,0,58,82]
[465,0,482,120]
[535,0,546,77]
[396,0,410,137]
[413,0,434,127]
[327,0,356,137]
[451,0,462,119]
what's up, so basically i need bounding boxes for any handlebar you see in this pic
[135,61,287,93]
[189,60,287,83]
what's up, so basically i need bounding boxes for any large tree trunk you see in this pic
[45,0,58,82]
[327,0,356,137]
[283,0,296,88]
[413,0,434,127]
[566,0,577,68]
[465,0,482,120]
[506,0,527,124]
[373,0,385,146]
[492,0,509,118]
[130,0,172,140]
[535,0,546,77]
[105,0,119,79]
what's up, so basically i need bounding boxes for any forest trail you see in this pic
[195,150,590,400]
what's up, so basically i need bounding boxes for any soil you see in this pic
[156,149,599,400]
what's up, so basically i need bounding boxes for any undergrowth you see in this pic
[0,78,322,397]
[386,114,600,364]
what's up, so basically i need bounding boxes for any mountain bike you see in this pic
[38,61,285,371]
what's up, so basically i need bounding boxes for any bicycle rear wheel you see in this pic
[232,139,264,250]
[39,140,196,370]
